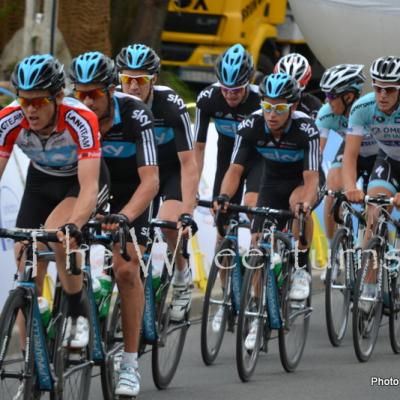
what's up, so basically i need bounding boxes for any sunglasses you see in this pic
[17,96,54,108]
[325,92,338,101]
[119,74,154,86]
[220,83,247,94]
[372,83,400,95]
[260,101,293,114]
[74,88,108,101]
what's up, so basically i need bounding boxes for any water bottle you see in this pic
[98,275,113,319]
[152,275,162,303]
[92,277,102,305]
[38,297,51,328]
[273,252,283,288]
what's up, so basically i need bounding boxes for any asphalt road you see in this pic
[88,287,400,400]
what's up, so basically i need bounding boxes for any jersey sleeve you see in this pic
[315,104,332,140]
[194,88,213,143]
[302,121,320,171]
[64,107,101,160]
[163,92,193,152]
[129,104,158,168]
[0,103,25,158]
[347,95,373,137]
[231,135,254,166]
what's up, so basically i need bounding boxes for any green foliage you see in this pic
[0,3,19,21]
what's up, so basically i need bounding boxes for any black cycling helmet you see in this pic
[11,54,65,94]
[116,44,161,74]
[69,51,117,86]
[259,73,301,103]
[215,44,254,87]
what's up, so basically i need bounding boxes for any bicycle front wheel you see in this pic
[52,291,93,400]
[278,233,310,372]
[101,294,123,400]
[236,255,265,382]
[201,238,233,366]
[152,265,188,389]
[325,228,352,347]
[352,237,383,362]
[0,287,35,400]
[389,269,400,354]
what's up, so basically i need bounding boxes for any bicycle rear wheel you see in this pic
[325,228,352,347]
[101,294,123,400]
[352,237,383,362]
[278,234,310,372]
[0,287,35,400]
[52,290,93,399]
[152,264,189,389]
[201,238,233,366]
[389,270,400,354]
[236,256,265,382]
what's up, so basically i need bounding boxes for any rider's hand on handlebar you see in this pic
[57,223,82,248]
[213,194,230,214]
[344,188,365,204]
[101,213,130,232]
[393,193,400,208]
[178,213,198,236]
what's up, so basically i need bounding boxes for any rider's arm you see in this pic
[342,134,362,191]
[315,105,330,153]
[302,170,320,207]
[178,150,198,214]
[120,165,159,220]
[66,108,102,228]
[68,157,100,228]
[121,108,159,221]
[219,134,248,197]
[302,123,320,207]
[193,99,211,179]
[165,95,198,214]
[0,157,8,179]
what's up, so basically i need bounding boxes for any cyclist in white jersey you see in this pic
[316,64,378,242]
[343,56,400,303]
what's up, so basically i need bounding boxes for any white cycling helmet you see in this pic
[274,53,311,90]
[320,64,365,95]
[370,56,400,83]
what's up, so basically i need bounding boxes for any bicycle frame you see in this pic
[0,231,59,393]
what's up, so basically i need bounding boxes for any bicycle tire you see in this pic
[236,256,265,382]
[52,288,93,400]
[201,238,233,366]
[352,236,383,362]
[389,270,400,354]
[152,264,188,389]
[278,233,310,372]
[0,287,35,400]
[325,228,352,347]
[100,293,123,400]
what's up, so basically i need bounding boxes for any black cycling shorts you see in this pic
[16,160,110,229]
[330,141,375,183]
[368,150,400,195]
[109,184,151,246]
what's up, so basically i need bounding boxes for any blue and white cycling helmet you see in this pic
[69,51,117,86]
[11,54,65,94]
[259,73,301,103]
[370,56,400,83]
[320,64,365,95]
[215,44,254,87]
[116,44,161,74]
